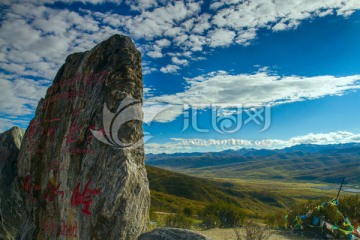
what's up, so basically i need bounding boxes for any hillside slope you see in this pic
[146,165,302,216]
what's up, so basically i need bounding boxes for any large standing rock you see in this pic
[16,34,150,239]
[0,126,25,239]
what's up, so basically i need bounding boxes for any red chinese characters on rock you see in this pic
[45,170,65,202]
[71,179,100,216]
[23,175,41,203]
[44,180,64,202]
[60,221,78,238]
[26,119,40,144]
[25,110,99,156]
[49,158,65,172]
[26,118,60,146]
[43,220,78,238]
[47,71,107,96]
[23,175,100,216]
[24,173,65,203]
[44,89,86,108]
[44,71,106,108]
[23,175,41,192]
[42,118,61,144]
[64,110,82,144]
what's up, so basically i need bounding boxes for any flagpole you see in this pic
[336,178,345,200]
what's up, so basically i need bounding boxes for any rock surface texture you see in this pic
[16,34,150,240]
[0,126,25,239]
[138,228,212,240]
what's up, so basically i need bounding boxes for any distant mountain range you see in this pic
[146,143,360,183]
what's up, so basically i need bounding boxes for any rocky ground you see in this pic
[195,228,315,240]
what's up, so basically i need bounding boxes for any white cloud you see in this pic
[0,73,48,116]
[155,38,171,47]
[0,2,118,79]
[0,118,28,133]
[235,29,256,45]
[143,66,158,75]
[191,13,212,34]
[147,51,163,58]
[121,1,203,39]
[143,102,183,123]
[1,0,360,129]
[125,0,158,11]
[183,34,207,51]
[145,131,360,154]
[0,1,124,129]
[90,0,360,67]
[160,64,180,74]
[171,57,189,66]
[209,29,236,47]
[144,70,360,122]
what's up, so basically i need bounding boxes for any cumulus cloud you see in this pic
[93,0,360,68]
[147,51,163,58]
[155,38,171,47]
[209,28,236,47]
[144,70,360,122]
[160,64,180,74]
[0,73,48,116]
[145,131,360,154]
[1,0,360,129]
[143,102,183,123]
[0,2,119,79]
[171,57,189,66]
[0,1,123,130]
[158,70,360,106]
[120,1,203,39]
[125,0,157,11]
[0,118,28,133]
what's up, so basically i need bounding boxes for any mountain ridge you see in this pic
[146,143,360,184]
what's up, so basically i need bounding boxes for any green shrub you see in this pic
[265,211,286,229]
[202,213,220,229]
[165,210,193,229]
[200,202,246,228]
[338,195,360,226]
[183,207,193,217]
[149,208,158,222]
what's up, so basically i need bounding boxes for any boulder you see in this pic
[0,126,25,239]
[138,228,212,240]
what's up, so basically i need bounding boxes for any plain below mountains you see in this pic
[146,143,360,184]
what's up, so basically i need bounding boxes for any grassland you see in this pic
[147,165,345,218]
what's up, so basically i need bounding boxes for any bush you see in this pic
[265,211,286,229]
[149,209,158,222]
[183,207,193,217]
[338,195,360,226]
[165,210,192,229]
[234,221,272,240]
[202,213,220,229]
[200,202,246,228]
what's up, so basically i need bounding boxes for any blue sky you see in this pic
[1,0,360,153]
